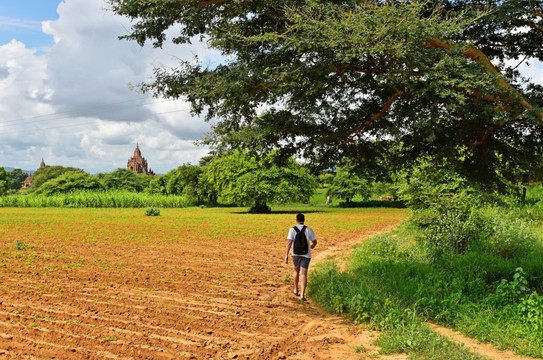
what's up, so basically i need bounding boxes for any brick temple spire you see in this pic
[127,143,155,175]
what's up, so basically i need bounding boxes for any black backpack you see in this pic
[293,225,309,255]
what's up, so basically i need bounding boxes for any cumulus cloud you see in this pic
[1,0,542,174]
[1,0,214,173]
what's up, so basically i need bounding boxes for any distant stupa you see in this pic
[127,143,155,175]
[22,158,47,188]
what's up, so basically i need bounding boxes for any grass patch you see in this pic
[308,199,543,358]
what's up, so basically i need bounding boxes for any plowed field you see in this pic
[0,207,407,359]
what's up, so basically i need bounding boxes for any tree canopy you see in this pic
[0,168,8,195]
[36,171,104,196]
[111,0,543,188]
[327,159,370,203]
[31,166,83,192]
[8,169,28,190]
[97,168,150,192]
[202,150,316,211]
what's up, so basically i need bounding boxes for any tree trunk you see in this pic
[521,187,527,203]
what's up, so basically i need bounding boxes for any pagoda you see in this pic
[127,143,155,175]
[21,158,46,188]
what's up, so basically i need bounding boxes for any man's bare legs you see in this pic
[299,267,308,300]
[292,266,308,300]
[292,267,300,295]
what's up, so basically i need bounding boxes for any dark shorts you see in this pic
[292,255,311,269]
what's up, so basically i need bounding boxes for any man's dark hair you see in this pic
[296,213,305,223]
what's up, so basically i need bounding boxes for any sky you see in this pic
[1,1,542,174]
[0,0,216,173]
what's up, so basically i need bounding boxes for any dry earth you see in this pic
[0,207,539,360]
[0,207,407,359]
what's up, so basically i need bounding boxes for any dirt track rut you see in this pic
[0,208,407,359]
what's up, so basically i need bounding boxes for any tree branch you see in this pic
[341,90,411,147]
[427,38,536,112]
[196,0,231,7]
[428,38,542,146]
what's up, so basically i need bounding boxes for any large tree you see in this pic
[202,150,316,211]
[31,166,82,192]
[110,0,543,187]
[327,159,370,204]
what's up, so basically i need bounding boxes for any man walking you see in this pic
[284,213,317,301]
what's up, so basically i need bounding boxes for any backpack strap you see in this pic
[293,226,307,235]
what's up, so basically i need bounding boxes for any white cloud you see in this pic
[0,0,213,173]
[1,0,541,174]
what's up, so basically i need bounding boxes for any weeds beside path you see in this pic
[308,216,542,360]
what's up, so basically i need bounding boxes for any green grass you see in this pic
[308,196,543,358]
[0,190,190,208]
[1,187,404,209]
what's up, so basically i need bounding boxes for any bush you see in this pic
[396,158,479,226]
[145,207,161,216]
[419,210,478,260]
[520,292,543,331]
[14,239,27,250]
[477,207,539,259]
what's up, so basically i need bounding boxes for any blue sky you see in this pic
[0,1,60,51]
[0,0,213,173]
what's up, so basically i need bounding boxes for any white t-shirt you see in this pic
[287,224,317,258]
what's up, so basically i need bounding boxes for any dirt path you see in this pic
[0,208,408,360]
[0,207,538,360]
[429,324,538,360]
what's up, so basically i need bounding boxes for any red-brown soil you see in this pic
[0,207,408,359]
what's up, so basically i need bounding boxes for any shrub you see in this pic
[396,158,479,226]
[14,239,27,250]
[419,210,478,260]
[477,207,539,259]
[489,268,530,306]
[519,292,543,331]
[145,207,161,216]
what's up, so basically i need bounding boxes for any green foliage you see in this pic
[397,158,479,226]
[318,172,334,188]
[420,211,476,260]
[519,292,543,331]
[0,167,8,196]
[419,206,539,262]
[144,207,161,216]
[8,169,28,190]
[35,171,104,196]
[146,175,167,195]
[326,159,370,203]
[14,239,27,251]
[202,150,316,211]
[111,0,543,189]
[308,262,486,359]
[164,164,202,198]
[97,168,148,192]
[0,190,188,208]
[309,195,543,358]
[491,268,530,306]
[30,166,83,192]
[476,208,539,260]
